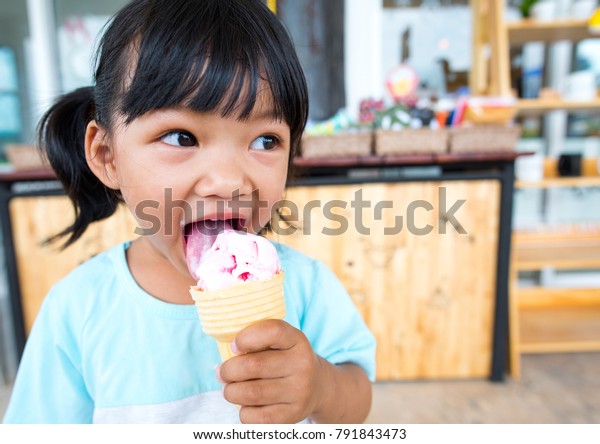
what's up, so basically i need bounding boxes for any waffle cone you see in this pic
[190,272,285,362]
[216,341,237,362]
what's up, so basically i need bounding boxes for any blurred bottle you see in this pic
[521,43,546,98]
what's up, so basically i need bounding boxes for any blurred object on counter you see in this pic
[520,116,543,138]
[302,82,522,158]
[385,64,419,103]
[359,98,385,126]
[530,0,556,22]
[372,97,448,155]
[558,153,583,176]
[374,128,448,155]
[561,70,598,101]
[5,145,46,171]
[438,58,469,94]
[572,1,598,20]
[539,87,561,100]
[301,132,372,159]
[303,108,372,158]
[374,102,412,131]
[516,152,545,181]
[567,113,600,137]
[519,0,541,18]
[463,96,517,125]
[305,108,356,136]
[449,125,522,153]
[589,6,600,34]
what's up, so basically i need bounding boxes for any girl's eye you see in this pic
[250,135,279,151]
[160,131,197,147]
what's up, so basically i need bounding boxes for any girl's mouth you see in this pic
[183,217,246,279]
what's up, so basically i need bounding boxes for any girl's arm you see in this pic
[311,360,372,423]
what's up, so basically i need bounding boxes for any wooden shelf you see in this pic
[473,0,600,378]
[509,21,600,116]
[514,240,600,271]
[518,287,600,309]
[507,19,595,45]
[516,98,600,115]
[516,176,600,189]
[514,226,600,243]
[516,157,600,188]
[519,306,600,353]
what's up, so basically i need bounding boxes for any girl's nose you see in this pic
[194,149,252,200]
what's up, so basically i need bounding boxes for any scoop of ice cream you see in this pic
[185,219,232,279]
[188,229,280,291]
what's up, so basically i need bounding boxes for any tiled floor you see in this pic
[1,353,599,423]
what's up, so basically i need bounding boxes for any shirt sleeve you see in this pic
[3,289,93,423]
[300,261,377,381]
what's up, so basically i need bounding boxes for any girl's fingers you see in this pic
[224,377,292,407]
[239,402,304,424]
[233,319,298,354]
[219,349,293,382]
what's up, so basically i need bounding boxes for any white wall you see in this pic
[344,0,383,119]
[26,0,60,129]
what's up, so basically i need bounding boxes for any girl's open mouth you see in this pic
[183,217,246,279]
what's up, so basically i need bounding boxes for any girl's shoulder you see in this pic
[271,241,343,295]
[57,241,127,283]
[272,241,321,276]
[44,242,129,309]
[272,241,313,265]
[27,242,130,341]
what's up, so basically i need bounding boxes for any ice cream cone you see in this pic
[190,271,285,362]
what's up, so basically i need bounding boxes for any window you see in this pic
[0,46,21,161]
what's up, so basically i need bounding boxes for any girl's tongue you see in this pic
[184,221,281,290]
[184,219,233,280]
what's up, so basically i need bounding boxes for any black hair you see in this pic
[40,0,308,248]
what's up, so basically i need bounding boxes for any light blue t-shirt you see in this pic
[4,241,375,423]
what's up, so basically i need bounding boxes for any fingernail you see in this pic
[230,340,239,355]
[215,364,223,382]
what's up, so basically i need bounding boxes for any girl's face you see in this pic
[88,90,290,285]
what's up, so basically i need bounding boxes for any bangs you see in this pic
[113,0,307,134]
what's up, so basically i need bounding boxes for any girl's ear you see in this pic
[85,120,119,190]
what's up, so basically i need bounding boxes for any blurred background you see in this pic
[0,0,599,423]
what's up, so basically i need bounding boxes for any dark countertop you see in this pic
[0,168,57,182]
[0,152,527,183]
[293,151,524,168]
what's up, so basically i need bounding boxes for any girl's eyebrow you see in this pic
[249,108,281,122]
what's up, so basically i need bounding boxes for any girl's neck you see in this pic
[126,237,195,305]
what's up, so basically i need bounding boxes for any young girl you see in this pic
[4,0,375,424]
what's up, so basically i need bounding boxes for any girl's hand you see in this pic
[217,319,326,424]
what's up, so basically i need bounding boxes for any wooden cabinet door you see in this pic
[274,180,500,379]
[10,196,138,334]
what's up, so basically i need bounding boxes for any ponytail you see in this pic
[39,86,122,249]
